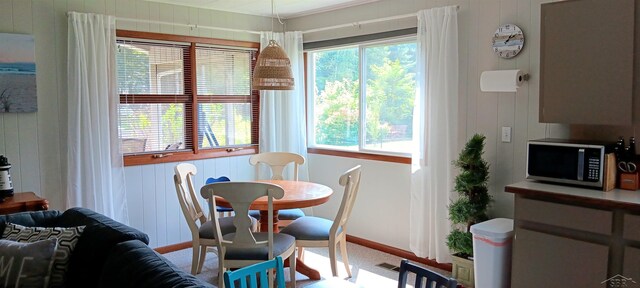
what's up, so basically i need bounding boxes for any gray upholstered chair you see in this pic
[200,181,296,288]
[249,152,307,227]
[281,165,362,278]
[173,163,247,275]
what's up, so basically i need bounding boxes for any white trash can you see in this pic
[470,218,514,288]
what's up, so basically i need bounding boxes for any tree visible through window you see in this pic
[308,40,417,154]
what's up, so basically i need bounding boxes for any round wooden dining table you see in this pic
[214,179,333,280]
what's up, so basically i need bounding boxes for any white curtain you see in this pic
[258,31,309,181]
[410,6,459,263]
[67,12,128,224]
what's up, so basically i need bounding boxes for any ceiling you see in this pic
[144,0,381,19]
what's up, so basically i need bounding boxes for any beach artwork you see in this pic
[0,33,37,112]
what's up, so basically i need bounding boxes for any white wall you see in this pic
[0,0,572,252]
[288,0,569,250]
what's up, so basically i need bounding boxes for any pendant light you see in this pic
[252,0,295,90]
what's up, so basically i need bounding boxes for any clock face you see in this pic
[492,24,524,59]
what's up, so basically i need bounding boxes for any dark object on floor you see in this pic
[0,207,214,288]
[397,259,457,288]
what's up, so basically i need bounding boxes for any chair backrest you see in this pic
[397,260,457,288]
[223,256,286,288]
[121,138,147,153]
[200,182,284,257]
[249,152,305,181]
[330,165,362,237]
[173,163,207,235]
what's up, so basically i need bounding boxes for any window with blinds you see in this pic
[195,47,258,149]
[115,35,259,160]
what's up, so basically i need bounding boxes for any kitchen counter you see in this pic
[505,180,640,212]
[505,180,640,288]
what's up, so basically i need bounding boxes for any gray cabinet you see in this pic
[539,0,635,125]
[511,195,640,287]
[512,228,609,288]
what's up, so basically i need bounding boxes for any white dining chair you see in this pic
[174,163,243,275]
[249,152,307,228]
[200,181,297,288]
[280,165,362,277]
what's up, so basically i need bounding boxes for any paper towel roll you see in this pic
[480,70,525,92]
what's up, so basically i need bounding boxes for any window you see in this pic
[115,31,259,165]
[307,39,417,156]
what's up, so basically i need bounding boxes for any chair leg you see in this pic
[289,252,297,288]
[297,247,304,261]
[339,238,352,278]
[218,260,225,288]
[191,243,200,275]
[329,242,338,277]
[197,245,207,274]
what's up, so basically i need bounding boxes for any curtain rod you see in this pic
[68,5,460,36]
[116,17,262,35]
[302,5,460,34]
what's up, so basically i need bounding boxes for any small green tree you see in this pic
[446,134,491,258]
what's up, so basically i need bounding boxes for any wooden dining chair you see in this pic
[249,152,307,227]
[173,163,240,275]
[280,165,362,278]
[397,259,457,288]
[223,256,286,288]
[200,181,296,288]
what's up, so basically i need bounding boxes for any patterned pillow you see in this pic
[2,223,85,288]
[0,238,58,287]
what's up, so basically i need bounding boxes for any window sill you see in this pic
[124,146,258,166]
[307,148,411,164]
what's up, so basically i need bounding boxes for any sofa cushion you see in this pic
[52,207,149,288]
[98,240,215,288]
[0,210,62,234]
[0,238,58,287]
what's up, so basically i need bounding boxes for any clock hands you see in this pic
[504,34,516,44]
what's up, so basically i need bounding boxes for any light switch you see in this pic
[502,127,512,143]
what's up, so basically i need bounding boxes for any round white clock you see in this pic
[492,24,524,59]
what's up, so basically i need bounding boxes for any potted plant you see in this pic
[446,134,491,288]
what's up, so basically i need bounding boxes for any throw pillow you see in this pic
[2,223,85,288]
[0,238,58,288]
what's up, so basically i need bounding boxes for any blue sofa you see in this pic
[0,207,214,288]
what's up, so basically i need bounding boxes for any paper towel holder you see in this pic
[480,70,530,92]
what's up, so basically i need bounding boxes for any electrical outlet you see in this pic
[502,127,512,143]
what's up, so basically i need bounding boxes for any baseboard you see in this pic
[155,241,192,254]
[346,235,453,272]
[154,236,453,273]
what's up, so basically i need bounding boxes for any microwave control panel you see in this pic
[587,156,600,181]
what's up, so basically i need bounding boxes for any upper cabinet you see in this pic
[539,0,635,125]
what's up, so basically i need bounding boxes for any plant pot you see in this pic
[451,253,474,288]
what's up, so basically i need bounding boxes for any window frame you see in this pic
[116,30,261,166]
[304,37,416,164]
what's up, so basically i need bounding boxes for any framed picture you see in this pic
[0,33,37,113]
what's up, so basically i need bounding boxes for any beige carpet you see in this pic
[162,242,452,287]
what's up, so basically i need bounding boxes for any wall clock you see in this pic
[492,24,524,59]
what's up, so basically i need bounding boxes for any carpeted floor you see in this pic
[162,242,452,287]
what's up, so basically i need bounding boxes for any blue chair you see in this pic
[206,176,233,215]
[223,256,286,288]
[397,259,457,288]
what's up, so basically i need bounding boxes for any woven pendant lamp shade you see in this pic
[252,40,295,90]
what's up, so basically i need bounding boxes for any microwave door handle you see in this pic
[577,148,585,181]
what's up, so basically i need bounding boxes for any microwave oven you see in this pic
[526,139,609,188]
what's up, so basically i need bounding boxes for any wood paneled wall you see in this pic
[0,0,576,251]
[0,0,269,248]
[288,0,570,249]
